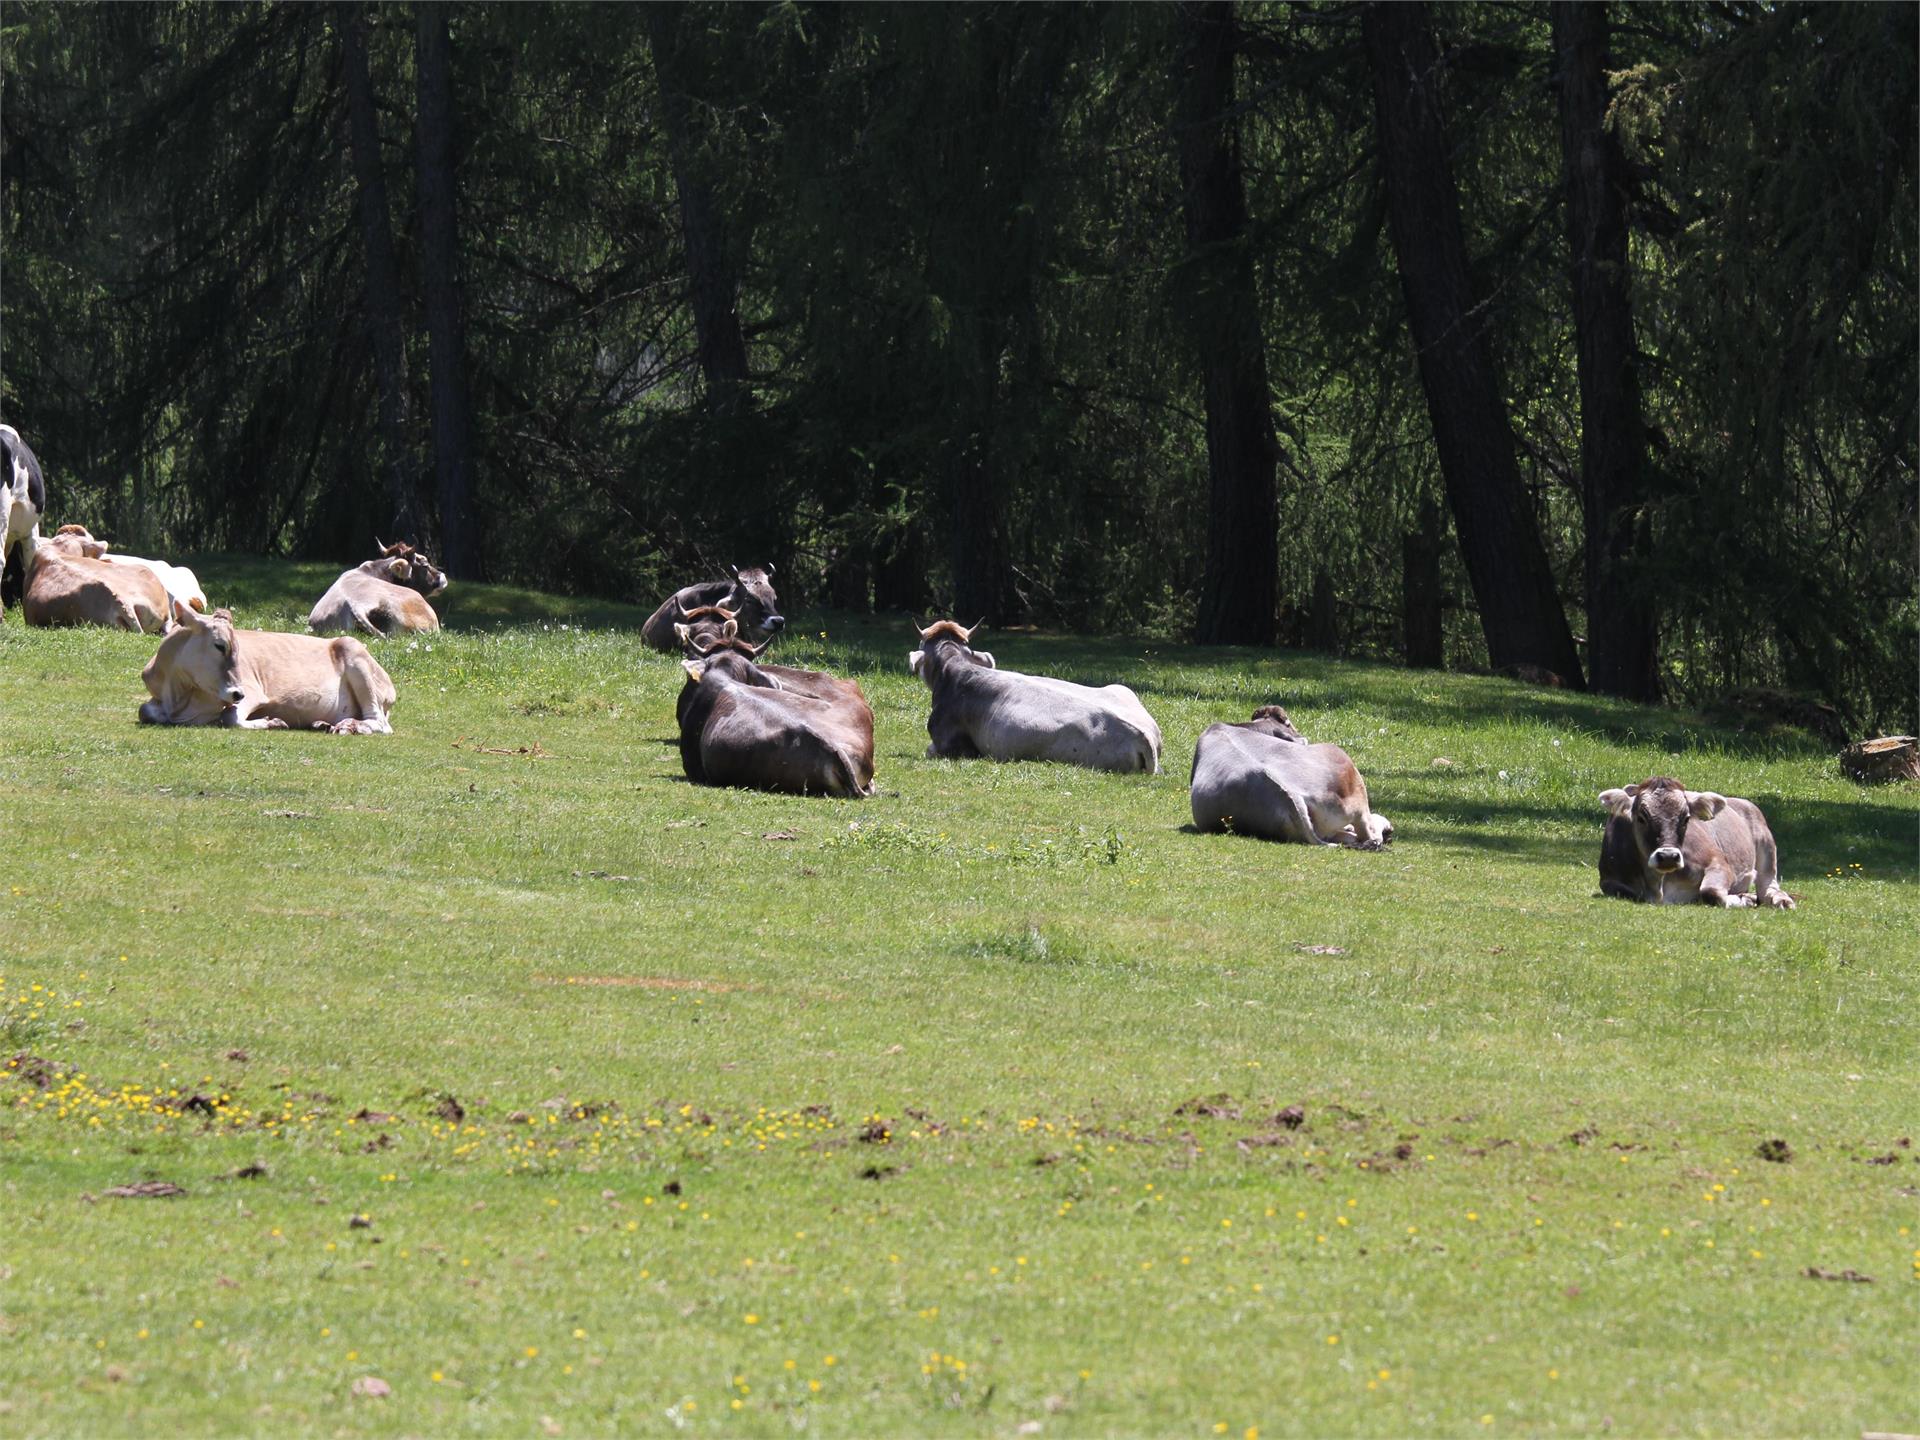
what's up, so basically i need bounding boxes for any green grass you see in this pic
[1,557,1914,1437]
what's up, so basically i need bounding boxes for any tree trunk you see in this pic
[1553,2,1659,700]
[644,4,751,413]
[1174,0,1279,647]
[1403,495,1445,667]
[1362,2,1586,686]
[338,2,424,548]
[413,3,478,578]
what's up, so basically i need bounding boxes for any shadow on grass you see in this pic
[1381,791,1917,879]
[185,553,655,631]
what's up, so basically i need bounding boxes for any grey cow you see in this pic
[1190,706,1392,848]
[909,619,1162,774]
[1598,776,1794,908]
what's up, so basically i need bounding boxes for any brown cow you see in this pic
[1598,777,1794,908]
[642,566,783,652]
[141,601,397,734]
[308,540,448,636]
[23,525,168,633]
[678,644,874,798]
[673,618,866,728]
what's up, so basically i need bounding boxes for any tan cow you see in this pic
[308,540,448,636]
[23,525,169,633]
[1598,776,1793,908]
[140,601,397,734]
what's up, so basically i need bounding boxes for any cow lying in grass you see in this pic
[1190,706,1393,849]
[100,548,207,615]
[643,565,783,652]
[141,601,397,734]
[309,540,448,636]
[674,618,867,730]
[908,619,1163,774]
[677,635,874,798]
[1598,777,1794,908]
[24,525,169,633]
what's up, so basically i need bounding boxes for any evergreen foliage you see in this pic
[1,2,1911,726]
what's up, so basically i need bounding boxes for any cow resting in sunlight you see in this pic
[677,636,874,798]
[1597,777,1793,908]
[308,540,448,636]
[908,619,1163,774]
[141,601,397,734]
[672,616,869,730]
[1189,706,1393,849]
[24,525,169,633]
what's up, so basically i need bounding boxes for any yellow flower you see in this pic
[524,1347,539,1359]
[744,1314,760,1325]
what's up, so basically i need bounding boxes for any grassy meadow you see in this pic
[1,556,1915,1437]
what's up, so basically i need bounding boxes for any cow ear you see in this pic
[1598,788,1633,815]
[721,619,738,641]
[1688,791,1727,821]
[673,622,692,646]
[388,557,412,581]
[907,649,925,677]
[171,596,205,629]
[974,650,997,669]
[681,660,705,683]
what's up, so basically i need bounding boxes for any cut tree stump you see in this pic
[1839,736,1918,784]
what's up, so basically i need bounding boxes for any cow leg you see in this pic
[1749,828,1796,909]
[336,661,393,734]
[1599,877,1644,902]
[1695,866,1753,907]
[925,721,981,760]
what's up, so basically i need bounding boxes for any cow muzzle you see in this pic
[761,614,785,634]
[1650,846,1683,873]
[223,686,246,705]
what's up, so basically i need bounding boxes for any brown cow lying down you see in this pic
[1190,706,1393,849]
[678,643,874,798]
[24,525,168,633]
[309,540,448,636]
[140,601,397,734]
[1599,777,1794,908]
[673,617,865,728]
[642,565,783,652]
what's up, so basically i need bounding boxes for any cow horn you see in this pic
[716,605,738,621]
[913,615,933,638]
[964,617,988,640]
[744,636,772,658]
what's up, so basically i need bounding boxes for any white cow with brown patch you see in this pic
[141,602,397,734]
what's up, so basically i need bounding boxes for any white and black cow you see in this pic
[908,619,1163,774]
[0,424,47,615]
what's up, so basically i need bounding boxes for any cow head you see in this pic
[1598,777,1727,874]
[372,538,449,597]
[676,617,772,662]
[43,524,109,560]
[673,604,741,655]
[1245,705,1306,744]
[161,602,247,708]
[723,564,783,636]
[908,618,994,679]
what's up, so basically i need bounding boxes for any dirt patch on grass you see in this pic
[535,974,759,994]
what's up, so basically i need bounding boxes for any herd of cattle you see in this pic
[0,423,1797,909]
